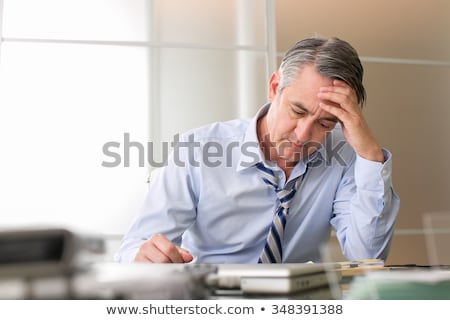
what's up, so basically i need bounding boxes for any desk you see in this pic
[212,264,450,300]
[2,262,450,300]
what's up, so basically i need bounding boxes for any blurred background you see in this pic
[0,0,449,265]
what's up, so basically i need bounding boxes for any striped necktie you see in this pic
[256,162,299,263]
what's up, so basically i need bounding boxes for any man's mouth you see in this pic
[290,141,303,148]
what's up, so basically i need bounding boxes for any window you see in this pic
[0,0,275,236]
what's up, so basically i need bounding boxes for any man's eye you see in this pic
[292,108,305,116]
[320,122,330,129]
[319,121,336,130]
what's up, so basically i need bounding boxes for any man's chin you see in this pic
[278,149,317,164]
[277,152,302,165]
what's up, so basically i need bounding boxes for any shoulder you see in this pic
[181,118,251,143]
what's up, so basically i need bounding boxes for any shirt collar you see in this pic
[236,103,269,172]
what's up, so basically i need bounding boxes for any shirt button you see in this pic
[382,169,388,175]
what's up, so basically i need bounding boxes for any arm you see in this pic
[318,80,400,260]
[114,136,198,263]
[331,150,400,260]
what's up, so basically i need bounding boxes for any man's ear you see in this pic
[268,72,280,101]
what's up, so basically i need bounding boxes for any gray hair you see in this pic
[278,36,366,106]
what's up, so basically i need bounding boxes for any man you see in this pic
[115,36,400,264]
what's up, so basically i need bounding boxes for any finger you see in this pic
[319,79,351,92]
[151,234,186,263]
[332,79,349,88]
[319,102,347,121]
[135,234,185,263]
[319,80,356,100]
[318,90,358,114]
[177,247,194,263]
[319,84,351,95]
[134,245,166,262]
[318,85,354,100]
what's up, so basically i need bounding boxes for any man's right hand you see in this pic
[133,233,193,263]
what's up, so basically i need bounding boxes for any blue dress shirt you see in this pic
[115,104,400,263]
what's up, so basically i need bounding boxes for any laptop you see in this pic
[211,263,341,295]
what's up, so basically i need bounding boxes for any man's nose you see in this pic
[294,119,314,143]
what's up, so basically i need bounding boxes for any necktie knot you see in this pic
[277,187,296,210]
[255,163,297,212]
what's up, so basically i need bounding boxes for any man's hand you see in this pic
[318,79,385,163]
[133,233,193,263]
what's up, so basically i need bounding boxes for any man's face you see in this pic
[264,64,339,165]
